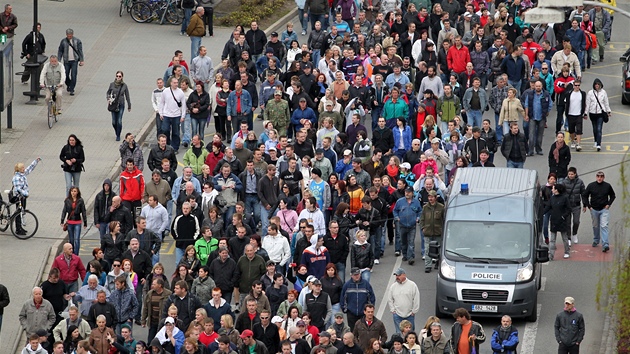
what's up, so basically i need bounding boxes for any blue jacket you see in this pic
[226,90,253,117]
[500,54,526,82]
[565,27,586,52]
[392,125,412,151]
[340,278,375,316]
[491,325,519,354]
[524,89,552,121]
[462,87,488,112]
[393,196,422,228]
[291,107,317,131]
[335,160,352,178]
[109,287,138,323]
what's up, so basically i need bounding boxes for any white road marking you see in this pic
[541,276,546,292]
[376,256,403,320]
[520,303,542,354]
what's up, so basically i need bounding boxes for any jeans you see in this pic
[181,113,192,145]
[591,208,609,247]
[310,13,327,31]
[98,222,109,238]
[0,314,3,333]
[244,195,261,226]
[507,160,524,168]
[523,120,529,142]
[175,247,186,266]
[64,60,79,92]
[393,313,415,333]
[111,103,125,139]
[549,231,569,259]
[328,303,341,327]
[361,268,371,283]
[399,225,416,260]
[191,36,202,61]
[502,121,515,138]
[494,112,503,144]
[394,222,402,253]
[166,200,173,231]
[260,205,272,237]
[298,9,309,32]
[191,117,206,140]
[371,106,383,130]
[64,172,81,195]
[508,80,521,97]
[335,262,346,282]
[568,206,581,236]
[148,324,158,344]
[467,110,483,128]
[542,212,550,240]
[370,227,383,259]
[67,224,82,255]
[556,104,565,133]
[223,291,233,305]
[590,114,604,146]
[312,50,321,69]
[162,116,181,150]
[577,50,585,71]
[528,119,545,154]
[181,8,193,34]
[155,112,163,138]
[424,236,439,269]
[222,206,236,232]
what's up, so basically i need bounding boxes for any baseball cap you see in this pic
[564,296,575,305]
[350,267,361,275]
[405,186,414,193]
[431,137,441,144]
[312,279,322,285]
[268,146,277,151]
[334,312,344,318]
[266,47,275,54]
[343,149,352,156]
[302,62,313,70]
[400,162,411,170]
[36,329,48,337]
[296,320,306,327]
[272,316,284,323]
[299,97,307,102]
[325,101,333,106]
[306,275,317,283]
[240,329,254,338]
[165,317,175,324]
[218,328,228,335]
[316,148,324,154]
[266,260,276,266]
[463,11,472,17]
[271,31,279,37]
[428,190,438,197]
[393,267,406,276]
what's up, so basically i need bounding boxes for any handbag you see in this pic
[63,206,76,232]
[108,85,123,112]
[593,92,609,123]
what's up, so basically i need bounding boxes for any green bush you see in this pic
[219,0,286,26]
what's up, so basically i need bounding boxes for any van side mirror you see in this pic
[428,241,440,259]
[536,247,549,263]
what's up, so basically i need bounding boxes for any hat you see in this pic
[334,312,344,318]
[564,296,575,305]
[272,316,284,323]
[312,167,322,177]
[36,329,48,337]
[405,186,414,193]
[312,279,322,285]
[428,190,438,197]
[529,78,538,83]
[463,11,472,17]
[400,162,411,170]
[296,320,307,326]
[352,157,363,164]
[302,62,313,70]
[350,267,361,275]
[343,149,352,156]
[271,31,279,37]
[268,146,277,151]
[431,137,441,144]
[306,275,317,283]
[393,267,406,275]
[316,148,324,154]
[164,317,175,325]
[325,101,333,106]
[299,97,307,102]
[274,89,282,96]
[319,331,331,338]
[266,260,276,266]
[266,47,275,54]
[423,89,434,95]
[240,329,254,338]
[218,328,228,335]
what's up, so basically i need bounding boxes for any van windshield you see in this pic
[444,221,531,261]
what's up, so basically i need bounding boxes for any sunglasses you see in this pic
[116,75,122,78]
[541,68,548,70]
[113,264,121,267]
[260,317,269,319]
[596,174,604,177]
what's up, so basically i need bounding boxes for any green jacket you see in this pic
[183,141,209,175]
[237,255,266,292]
[420,201,445,237]
[195,236,219,266]
[438,94,461,123]
[382,98,409,121]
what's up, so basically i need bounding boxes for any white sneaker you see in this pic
[594,142,598,148]
[571,235,579,244]
[570,142,576,148]
[576,144,582,151]
[597,145,601,151]
[374,259,380,264]
[564,253,570,259]
[568,240,572,246]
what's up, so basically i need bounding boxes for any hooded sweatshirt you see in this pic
[20,344,48,354]
[301,234,330,279]
[94,179,116,223]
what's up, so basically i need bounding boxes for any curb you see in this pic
[12,9,299,353]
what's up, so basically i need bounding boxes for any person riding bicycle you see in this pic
[39,55,66,114]
[12,158,41,235]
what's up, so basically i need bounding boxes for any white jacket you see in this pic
[261,234,291,265]
[585,88,610,114]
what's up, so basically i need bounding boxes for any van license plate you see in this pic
[472,305,498,312]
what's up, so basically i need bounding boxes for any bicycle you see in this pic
[46,85,60,129]
[120,0,134,16]
[131,0,182,25]
[0,190,39,240]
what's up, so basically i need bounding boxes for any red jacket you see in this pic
[553,75,575,95]
[522,41,543,66]
[120,167,145,202]
[51,254,86,284]
[447,45,471,74]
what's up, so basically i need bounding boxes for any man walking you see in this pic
[461,77,487,129]
[562,167,586,245]
[159,77,187,152]
[582,171,615,252]
[190,46,214,92]
[554,296,585,354]
[393,187,421,264]
[523,81,552,156]
[421,190,444,272]
[340,267,375,331]
[57,29,84,96]
[186,7,205,60]
[387,268,419,332]
[563,81,586,151]
[501,123,527,168]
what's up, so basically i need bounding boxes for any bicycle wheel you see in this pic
[47,100,54,128]
[165,5,182,25]
[130,2,152,23]
[10,209,38,240]
[0,202,10,232]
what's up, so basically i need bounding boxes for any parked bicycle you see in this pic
[0,190,39,240]
[130,0,183,25]
[120,0,134,16]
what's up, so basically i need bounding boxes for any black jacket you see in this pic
[245,29,268,56]
[320,275,343,305]
[554,309,585,346]
[323,232,350,265]
[0,283,9,316]
[450,321,485,354]
[253,323,280,354]
[332,214,353,240]
[464,137,488,164]
[125,229,162,255]
[351,241,374,269]
[162,293,202,329]
[235,311,261,332]
[148,144,178,171]
[208,256,239,293]
[171,213,201,249]
[480,128,497,153]
[563,86,586,116]
[501,131,528,162]
[355,207,383,232]
[548,142,571,179]
[239,169,264,201]
[121,248,153,280]
[562,176,586,208]
[59,143,85,173]
[543,192,571,233]
[101,232,126,262]
[239,339,269,354]
[87,301,118,328]
[94,179,116,224]
[304,291,331,329]
[582,181,616,211]
[104,204,133,235]
[61,197,87,226]
[371,127,394,154]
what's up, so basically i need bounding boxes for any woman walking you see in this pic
[187,80,210,140]
[59,134,85,195]
[106,71,131,141]
[61,186,87,255]
[12,157,40,236]
[585,78,611,152]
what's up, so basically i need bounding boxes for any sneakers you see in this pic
[592,242,598,247]
[301,30,306,35]
[570,142,576,149]
[603,245,610,252]
[594,142,598,148]
[424,267,431,273]
[374,259,380,264]
[395,251,401,256]
[408,259,415,265]
[402,257,408,261]
[568,240,571,246]
[571,235,579,244]
[597,145,601,151]
[564,253,570,259]
[576,144,582,152]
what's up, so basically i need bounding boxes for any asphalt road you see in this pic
[1,2,629,354]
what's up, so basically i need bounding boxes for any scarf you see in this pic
[553,140,564,163]
[499,325,512,341]
[114,78,124,87]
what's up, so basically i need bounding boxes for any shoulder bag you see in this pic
[108,85,123,112]
[593,92,609,123]
[170,87,182,107]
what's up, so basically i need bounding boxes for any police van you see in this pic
[429,168,549,322]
